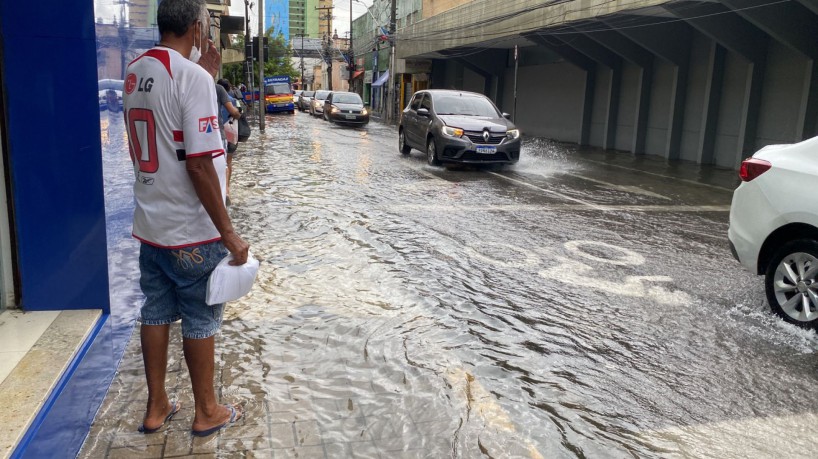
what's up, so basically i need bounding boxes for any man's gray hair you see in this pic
[157,0,207,37]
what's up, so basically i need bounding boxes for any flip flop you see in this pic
[138,400,181,434]
[191,404,242,437]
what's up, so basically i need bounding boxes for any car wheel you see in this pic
[765,239,818,327]
[399,129,411,155]
[426,137,441,166]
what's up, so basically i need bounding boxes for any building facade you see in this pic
[128,0,157,28]
[289,0,319,42]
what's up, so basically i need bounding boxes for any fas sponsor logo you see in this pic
[198,116,219,133]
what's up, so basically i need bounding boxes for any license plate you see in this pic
[345,115,356,120]
[476,145,496,154]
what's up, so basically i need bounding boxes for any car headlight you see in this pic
[362,108,368,115]
[506,129,520,140]
[442,126,464,138]
[331,105,340,114]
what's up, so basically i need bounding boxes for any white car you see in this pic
[729,135,818,327]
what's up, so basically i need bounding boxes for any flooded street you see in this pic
[83,111,818,458]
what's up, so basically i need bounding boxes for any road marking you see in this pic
[565,240,645,266]
[387,204,731,213]
[487,172,608,211]
[465,242,542,268]
[565,173,672,200]
[540,255,692,306]
[582,158,736,192]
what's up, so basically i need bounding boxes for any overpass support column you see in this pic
[799,60,818,139]
[662,1,768,164]
[582,27,654,155]
[604,68,621,151]
[698,42,726,164]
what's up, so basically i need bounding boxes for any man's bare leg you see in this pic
[184,336,237,431]
[226,154,233,198]
[141,324,173,429]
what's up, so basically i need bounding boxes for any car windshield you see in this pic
[333,93,362,104]
[434,95,499,117]
[304,91,314,97]
[265,83,290,95]
[314,91,330,100]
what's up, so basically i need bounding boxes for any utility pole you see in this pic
[258,0,265,132]
[387,0,396,124]
[296,33,306,90]
[348,0,354,92]
[316,5,334,90]
[244,0,254,108]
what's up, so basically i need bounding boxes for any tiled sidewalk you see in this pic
[77,310,508,459]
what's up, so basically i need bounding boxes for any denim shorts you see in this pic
[139,240,229,339]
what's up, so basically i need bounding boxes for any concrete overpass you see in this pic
[397,0,818,168]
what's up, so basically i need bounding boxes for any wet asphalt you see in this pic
[80,109,818,458]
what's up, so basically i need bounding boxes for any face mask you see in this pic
[188,22,201,63]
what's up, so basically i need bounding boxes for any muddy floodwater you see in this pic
[81,111,818,458]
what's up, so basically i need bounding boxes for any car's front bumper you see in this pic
[328,112,369,124]
[436,135,521,164]
[266,102,294,113]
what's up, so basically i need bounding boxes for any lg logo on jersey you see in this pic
[198,117,219,133]
[125,74,154,94]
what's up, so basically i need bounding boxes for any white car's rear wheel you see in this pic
[765,239,818,327]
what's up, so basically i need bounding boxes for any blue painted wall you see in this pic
[0,0,110,312]
[265,0,290,41]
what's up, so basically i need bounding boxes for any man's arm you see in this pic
[224,100,241,120]
[186,155,249,265]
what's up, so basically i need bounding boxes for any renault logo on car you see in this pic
[483,130,490,143]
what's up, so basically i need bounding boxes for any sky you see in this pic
[94,0,374,38]
[228,0,374,37]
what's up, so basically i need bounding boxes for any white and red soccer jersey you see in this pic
[123,47,227,249]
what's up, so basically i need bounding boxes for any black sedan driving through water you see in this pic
[399,90,521,165]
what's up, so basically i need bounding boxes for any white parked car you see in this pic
[729,135,818,327]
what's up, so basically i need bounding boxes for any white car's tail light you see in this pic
[739,158,772,182]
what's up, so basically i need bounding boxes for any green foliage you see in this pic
[222,29,298,87]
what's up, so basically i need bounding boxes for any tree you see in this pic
[222,29,298,87]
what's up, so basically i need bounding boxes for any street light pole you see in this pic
[387,0,396,124]
[258,0,265,132]
[348,0,354,91]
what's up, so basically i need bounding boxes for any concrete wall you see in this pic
[756,41,807,146]
[615,63,640,152]
[512,62,585,142]
[713,52,749,168]
[589,65,612,147]
[646,60,673,155]
[678,32,711,163]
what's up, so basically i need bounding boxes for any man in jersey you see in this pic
[123,0,249,437]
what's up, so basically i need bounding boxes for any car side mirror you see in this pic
[502,113,512,120]
[417,108,430,117]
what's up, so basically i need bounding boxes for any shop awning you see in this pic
[371,71,389,87]
[353,70,365,79]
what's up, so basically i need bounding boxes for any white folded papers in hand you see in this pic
[206,252,260,305]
